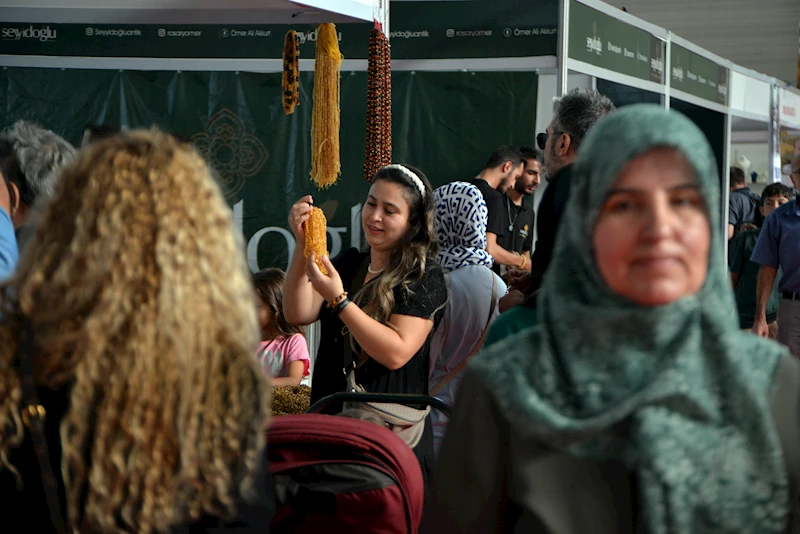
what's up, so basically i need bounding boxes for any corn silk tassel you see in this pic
[310,23,344,189]
[364,27,392,182]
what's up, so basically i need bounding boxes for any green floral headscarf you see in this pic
[473,105,790,532]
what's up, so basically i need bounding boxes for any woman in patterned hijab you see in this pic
[434,181,494,272]
[429,182,506,453]
[423,105,800,533]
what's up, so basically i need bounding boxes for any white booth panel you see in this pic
[730,71,771,119]
[780,88,800,130]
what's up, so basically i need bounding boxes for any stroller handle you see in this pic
[307,392,452,418]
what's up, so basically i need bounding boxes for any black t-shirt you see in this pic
[729,187,762,237]
[312,248,447,482]
[498,195,534,254]
[312,248,447,404]
[530,164,573,292]
[468,178,506,239]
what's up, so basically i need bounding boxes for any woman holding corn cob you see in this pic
[284,164,447,480]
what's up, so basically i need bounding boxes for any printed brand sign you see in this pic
[670,43,728,105]
[0,0,559,60]
[568,1,664,84]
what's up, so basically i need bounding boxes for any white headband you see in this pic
[383,164,426,198]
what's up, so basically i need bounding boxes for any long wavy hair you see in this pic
[0,130,270,533]
[353,165,438,364]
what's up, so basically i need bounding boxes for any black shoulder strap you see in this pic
[342,258,371,380]
[16,316,68,534]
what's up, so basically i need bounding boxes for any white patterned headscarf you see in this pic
[434,182,494,273]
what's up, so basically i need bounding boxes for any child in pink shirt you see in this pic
[253,268,310,386]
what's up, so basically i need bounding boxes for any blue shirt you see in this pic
[751,199,800,292]
[0,208,17,280]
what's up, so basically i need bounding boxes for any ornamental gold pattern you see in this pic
[310,23,344,189]
[364,28,392,182]
[282,30,300,115]
[304,206,329,275]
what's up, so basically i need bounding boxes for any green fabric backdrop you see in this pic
[0,67,538,270]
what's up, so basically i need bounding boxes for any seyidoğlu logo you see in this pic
[2,25,57,42]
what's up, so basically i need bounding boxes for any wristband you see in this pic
[333,297,351,315]
[327,292,348,308]
[518,254,527,270]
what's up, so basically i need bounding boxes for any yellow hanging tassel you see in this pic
[310,23,344,189]
[282,30,300,115]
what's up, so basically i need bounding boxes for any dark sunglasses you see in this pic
[536,131,564,150]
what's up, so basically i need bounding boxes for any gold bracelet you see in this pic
[518,255,527,270]
[327,292,348,308]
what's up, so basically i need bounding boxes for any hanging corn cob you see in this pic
[364,27,392,182]
[282,30,300,115]
[310,23,344,189]
[304,206,329,275]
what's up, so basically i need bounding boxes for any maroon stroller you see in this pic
[267,392,450,534]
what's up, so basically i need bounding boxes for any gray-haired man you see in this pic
[1,121,75,251]
[2,121,75,227]
[528,89,615,293]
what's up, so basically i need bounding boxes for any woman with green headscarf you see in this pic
[420,105,800,534]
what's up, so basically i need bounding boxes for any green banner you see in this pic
[669,43,729,105]
[0,67,538,271]
[568,0,664,84]
[387,0,558,59]
[0,0,558,60]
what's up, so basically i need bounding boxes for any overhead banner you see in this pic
[669,43,729,106]
[568,0,665,84]
[0,67,538,272]
[0,0,558,60]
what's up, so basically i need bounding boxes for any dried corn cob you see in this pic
[282,30,300,114]
[364,27,392,182]
[311,23,343,189]
[304,206,329,275]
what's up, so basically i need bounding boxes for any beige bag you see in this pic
[339,258,430,449]
[343,368,430,449]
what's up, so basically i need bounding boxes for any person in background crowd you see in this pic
[486,89,615,327]
[752,153,800,356]
[493,145,541,277]
[527,88,615,294]
[2,121,76,256]
[468,146,528,273]
[423,105,800,534]
[728,165,763,240]
[730,183,794,337]
[253,268,310,387]
[1,121,75,232]
[283,164,447,482]
[0,130,274,532]
[428,182,506,454]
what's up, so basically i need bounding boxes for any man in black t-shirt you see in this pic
[468,146,527,272]
[728,166,762,240]
[494,146,542,275]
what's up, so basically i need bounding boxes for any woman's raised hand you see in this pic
[288,195,314,243]
[306,253,345,303]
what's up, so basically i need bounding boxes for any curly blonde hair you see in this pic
[0,130,270,532]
